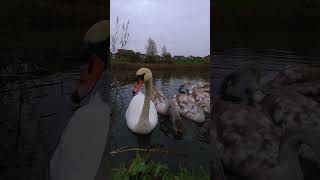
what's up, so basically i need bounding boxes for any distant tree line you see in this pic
[110,17,208,64]
[112,37,174,64]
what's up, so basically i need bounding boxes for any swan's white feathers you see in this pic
[50,97,110,180]
[126,91,158,134]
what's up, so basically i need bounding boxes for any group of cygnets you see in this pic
[211,62,320,180]
[125,68,210,135]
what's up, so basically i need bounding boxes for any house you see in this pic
[204,55,210,61]
[173,56,185,60]
[117,49,135,54]
[188,56,194,60]
[136,52,146,59]
[110,52,116,59]
[155,55,161,61]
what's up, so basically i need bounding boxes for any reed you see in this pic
[111,153,209,180]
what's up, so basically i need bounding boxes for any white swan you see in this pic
[50,93,110,180]
[126,68,158,134]
[50,20,110,180]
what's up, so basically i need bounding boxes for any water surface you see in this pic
[110,69,210,172]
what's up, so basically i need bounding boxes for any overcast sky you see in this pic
[110,0,210,57]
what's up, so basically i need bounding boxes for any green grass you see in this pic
[111,153,209,180]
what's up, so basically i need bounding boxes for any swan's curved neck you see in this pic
[89,71,110,103]
[137,77,153,128]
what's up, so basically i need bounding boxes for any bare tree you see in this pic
[161,45,167,57]
[120,19,130,49]
[111,16,120,53]
[145,38,158,56]
[110,17,130,53]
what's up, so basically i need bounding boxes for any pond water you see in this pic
[2,31,320,179]
[1,49,319,179]
[0,70,84,180]
[110,69,210,173]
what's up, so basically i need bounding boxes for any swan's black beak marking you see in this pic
[135,73,145,81]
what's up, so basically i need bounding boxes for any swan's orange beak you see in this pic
[132,79,143,95]
[71,54,105,103]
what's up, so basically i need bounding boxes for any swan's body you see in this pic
[169,98,184,134]
[126,90,158,134]
[150,83,208,134]
[262,89,320,131]
[150,82,210,125]
[261,65,320,104]
[214,63,320,180]
[50,93,110,180]
[220,63,320,112]
[179,81,210,94]
[151,84,210,118]
[262,64,320,91]
[172,93,206,123]
[220,63,320,130]
[151,86,170,115]
[50,20,110,180]
[191,89,210,113]
[211,102,320,180]
[126,68,158,134]
[211,102,281,180]
[280,80,320,103]
[173,81,210,123]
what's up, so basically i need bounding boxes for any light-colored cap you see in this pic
[84,20,110,44]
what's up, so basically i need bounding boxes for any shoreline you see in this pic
[111,62,210,71]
